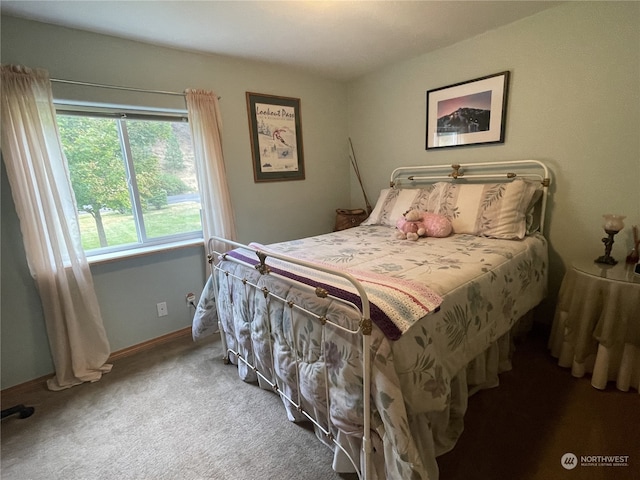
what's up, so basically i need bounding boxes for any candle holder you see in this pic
[595,214,625,265]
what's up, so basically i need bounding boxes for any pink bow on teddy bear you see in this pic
[396,209,452,241]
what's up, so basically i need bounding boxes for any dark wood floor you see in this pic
[437,329,640,480]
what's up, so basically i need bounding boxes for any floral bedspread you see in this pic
[225,243,443,340]
[193,225,548,479]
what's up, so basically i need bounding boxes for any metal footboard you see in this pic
[207,236,373,479]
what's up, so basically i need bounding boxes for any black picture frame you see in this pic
[246,92,305,182]
[426,71,510,150]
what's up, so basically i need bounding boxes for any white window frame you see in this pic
[55,102,204,262]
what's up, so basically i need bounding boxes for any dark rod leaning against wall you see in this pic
[349,137,373,214]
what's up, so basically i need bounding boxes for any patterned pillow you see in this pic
[525,187,544,234]
[427,179,539,239]
[361,187,433,227]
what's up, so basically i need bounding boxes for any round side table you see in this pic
[549,260,640,392]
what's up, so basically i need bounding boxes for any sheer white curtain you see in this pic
[185,89,237,252]
[1,65,111,390]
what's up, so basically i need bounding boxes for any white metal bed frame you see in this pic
[390,159,550,234]
[208,236,375,477]
[207,160,551,480]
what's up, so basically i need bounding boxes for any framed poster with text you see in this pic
[246,92,305,182]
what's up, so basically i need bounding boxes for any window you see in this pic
[56,108,202,257]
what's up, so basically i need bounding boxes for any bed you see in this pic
[193,160,551,480]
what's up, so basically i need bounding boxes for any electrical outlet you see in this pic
[186,293,196,303]
[156,301,168,317]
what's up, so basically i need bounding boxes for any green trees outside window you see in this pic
[57,113,202,254]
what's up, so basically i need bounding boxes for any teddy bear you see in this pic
[396,209,427,241]
[396,209,452,241]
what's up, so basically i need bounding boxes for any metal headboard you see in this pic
[389,160,551,235]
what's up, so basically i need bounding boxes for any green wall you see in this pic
[0,16,350,389]
[347,1,640,317]
[2,2,639,389]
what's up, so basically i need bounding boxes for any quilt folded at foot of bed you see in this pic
[227,243,443,340]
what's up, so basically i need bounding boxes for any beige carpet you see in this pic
[1,334,356,480]
[2,330,638,480]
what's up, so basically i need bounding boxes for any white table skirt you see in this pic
[548,263,640,393]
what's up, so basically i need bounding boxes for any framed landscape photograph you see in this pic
[426,71,510,150]
[246,92,305,182]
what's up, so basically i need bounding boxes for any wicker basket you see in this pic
[334,208,368,231]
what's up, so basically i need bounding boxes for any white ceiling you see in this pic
[1,1,562,81]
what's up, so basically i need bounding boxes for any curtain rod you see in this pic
[50,78,186,97]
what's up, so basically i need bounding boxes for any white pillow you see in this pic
[361,187,433,227]
[428,179,539,239]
